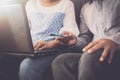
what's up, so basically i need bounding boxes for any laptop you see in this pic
[0,3,61,57]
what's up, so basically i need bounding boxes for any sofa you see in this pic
[4,0,120,80]
[0,0,90,80]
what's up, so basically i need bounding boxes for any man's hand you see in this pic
[56,31,77,47]
[82,39,118,63]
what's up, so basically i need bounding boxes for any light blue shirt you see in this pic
[29,12,65,43]
[26,0,79,43]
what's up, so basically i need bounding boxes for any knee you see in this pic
[79,51,102,68]
[19,58,34,75]
[20,58,32,70]
[81,50,102,62]
[52,53,74,68]
[81,53,97,63]
[81,53,98,64]
[78,50,105,80]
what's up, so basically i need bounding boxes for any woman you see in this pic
[19,0,79,80]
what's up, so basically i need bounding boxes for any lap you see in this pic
[52,53,82,72]
[19,53,63,80]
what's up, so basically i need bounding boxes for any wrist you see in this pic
[47,40,61,48]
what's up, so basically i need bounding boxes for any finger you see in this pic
[56,37,66,41]
[87,43,103,53]
[60,31,71,35]
[99,47,110,62]
[60,31,75,37]
[108,48,115,63]
[38,45,49,50]
[67,33,74,37]
[38,48,43,51]
[83,41,98,52]
[56,35,69,41]
[38,45,47,51]
[35,43,43,50]
[33,42,39,49]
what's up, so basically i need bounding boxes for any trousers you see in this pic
[19,53,59,80]
[52,50,120,80]
[18,47,79,80]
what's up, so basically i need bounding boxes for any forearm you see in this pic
[106,32,120,46]
[47,39,62,48]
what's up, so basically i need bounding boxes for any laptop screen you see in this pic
[0,3,34,53]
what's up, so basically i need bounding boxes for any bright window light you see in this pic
[0,0,17,5]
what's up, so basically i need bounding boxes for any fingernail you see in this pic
[69,34,72,36]
[82,49,85,52]
[99,57,104,62]
[87,50,92,53]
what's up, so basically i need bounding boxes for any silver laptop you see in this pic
[0,3,59,57]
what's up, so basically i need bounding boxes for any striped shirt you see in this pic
[76,0,120,49]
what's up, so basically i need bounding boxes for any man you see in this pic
[52,0,120,80]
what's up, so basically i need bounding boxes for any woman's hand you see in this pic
[33,40,48,50]
[33,31,77,50]
[33,40,61,51]
[83,39,118,63]
[56,31,77,47]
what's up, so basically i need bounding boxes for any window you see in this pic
[0,0,18,5]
